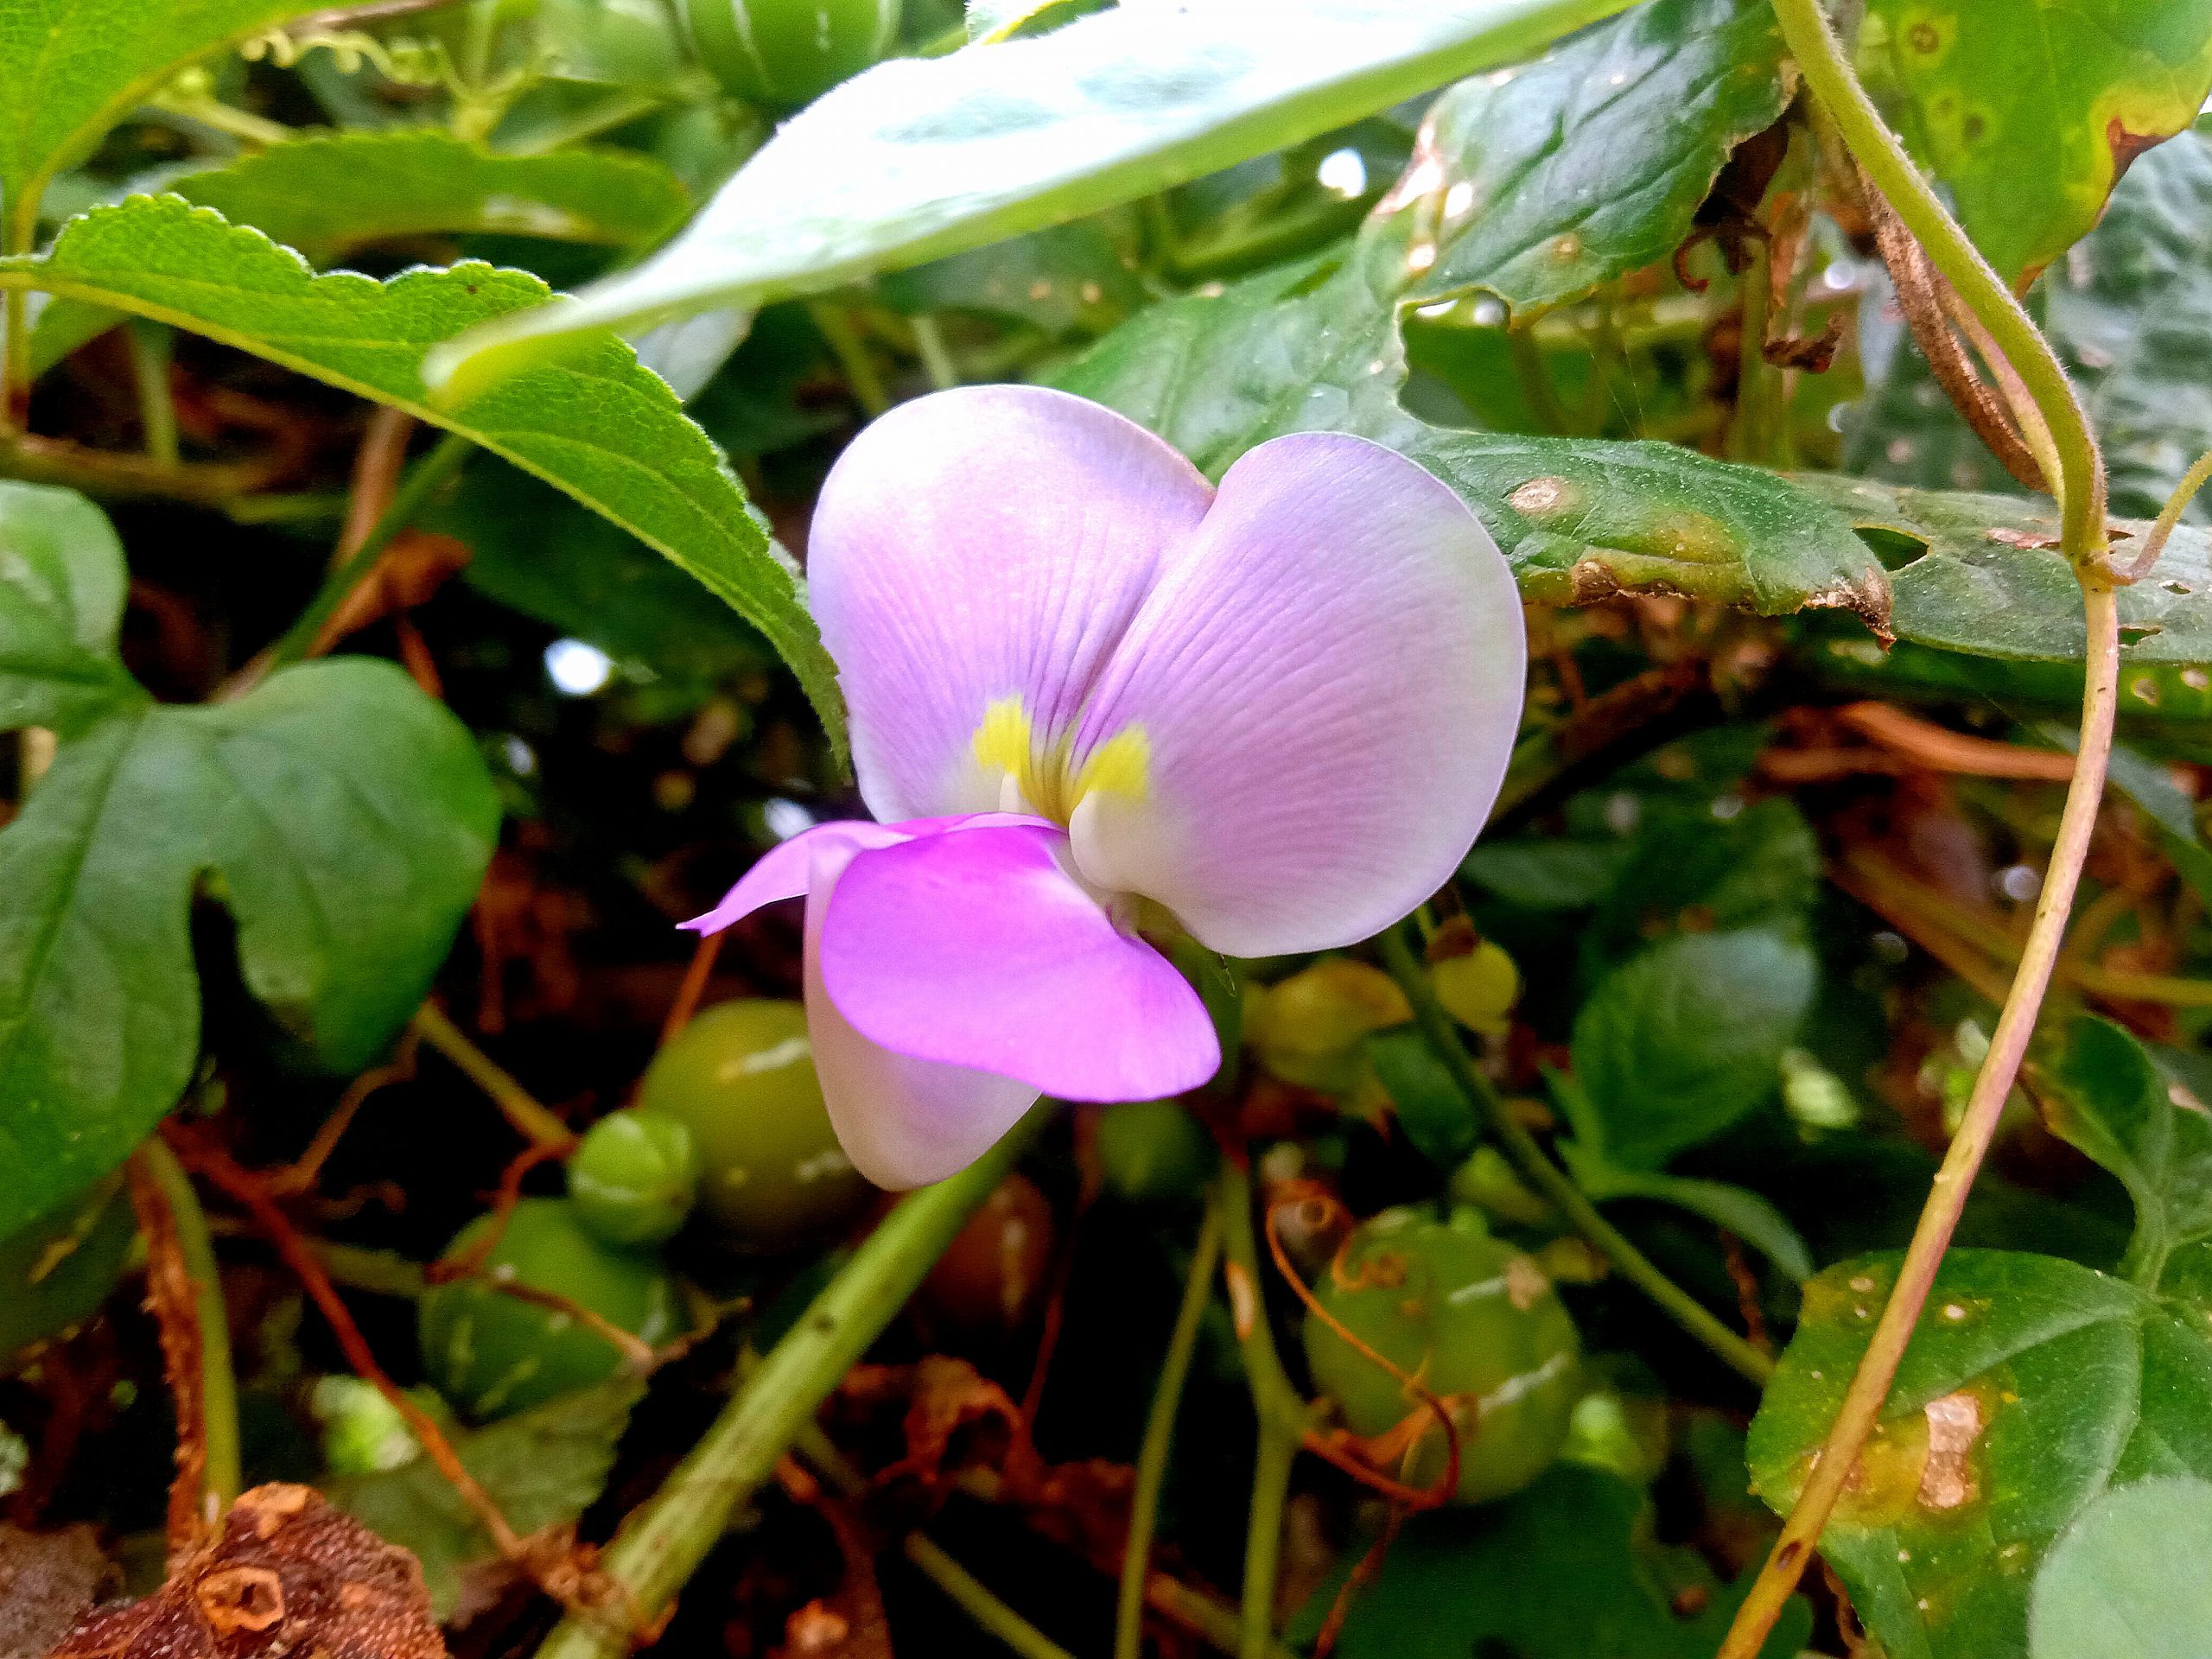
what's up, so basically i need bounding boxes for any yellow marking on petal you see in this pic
[973,696,1034,782]
[969,696,1148,825]
[1076,724,1149,803]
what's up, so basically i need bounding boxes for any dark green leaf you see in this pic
[1861,0,2212,283]
[876,219,1146,335]
[0,196,844,752]
[169,130,691,260]
[1462,837,1633,909]
[0,0,327,237]
[0,482,139,733]
[1570,927,1815,1169]
[1400,0,1791,317]
[1294,1462,1811,1659]
[1749,1250,2212,1659]
[1364,1025,1478,1168]
[329,1377,642,1618]
[1562,1154,1813,1281]
[2029,1475,2212,1659]
[1585,797,1821,967]
[426,0,1641,378]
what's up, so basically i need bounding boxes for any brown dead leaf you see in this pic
[0,1523,115,1658]
[48,1484,446,1659]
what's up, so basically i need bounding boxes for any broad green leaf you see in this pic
[876,219,1147,336]
[169,130,690,260]
[1569,927,1815,1169]
[1792,475,2212,667]
[1861,0,2212,283]
[2037,1018,2212,1297]
[1058,237,1895,626]
[429,465,772,691]
[0,196,844,751]
[1292,1463,1812,1659]
[425,0,1640,382]
[2029,1475,2212,1659]
[1801,631,2212,729]
[330,1377,642,1618]
[0,0,327,243]
[0,481,137,732]
[1748,1250,2212,1659]
[1398,0,1791,316]
[0,661,499,1237]
[1461,837,1633,908]
[1561,1154,1813,1281]
[1364,1024,1478,1169]
[1583,796,1821,969]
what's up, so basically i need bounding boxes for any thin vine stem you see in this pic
[1717,4,2122,1652]
[1116,1205,1225,1659]
[1375,927,1773,1386]
[532,1104,1053,1659]
[411,1001,578,1151]
[2126,443,2212,582]
[1770,0,2105,564]
[130,1138,243,1534]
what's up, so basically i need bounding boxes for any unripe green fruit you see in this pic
[418,1198,679,1421]
[1431,939,1520,1036]
[570,1111,698,1246]
[0,1179,137,1372]
[638,1000,869,1251]
[1247,959,1409,1094]
[681,0,901,108]
[1096,1099,1214,1204]
[1303,1208,1580,1503]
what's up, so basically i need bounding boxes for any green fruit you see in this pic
[639,1000,870,1251]
[681,0,901,108]
[1096,1100,1214,1204]
[1303,1209,1580,1503]
[570,1111,698,1246]
[1246,959,1409,1094]
[0,1179,137,1371]
[418,1198,679,1421]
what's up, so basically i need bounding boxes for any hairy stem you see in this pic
[1376,927,1773,1385]
[532,1104,1052,1659]
[2126,444,2212,582]
[1117,1206,1226,1659]
[1771,0,2104,561]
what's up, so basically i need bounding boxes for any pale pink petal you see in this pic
[818,822,1218,1102]
[808,385,1212,821]
[800,830,1040,1189]
[1066,433,1525,957]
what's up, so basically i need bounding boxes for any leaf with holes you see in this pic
[424,0,1640,383]
[169,130,691,261]
[1861,0,2212,284]
[0,195,843,751]
[1748,1250,2212,1659]
[1396,0,1791,317]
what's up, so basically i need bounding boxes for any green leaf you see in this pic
[1570,927,1815,1169]
[1398,0,1792,317]
[0,0,328,243]
[1792,474,2212,666]
[875,219,1147,336]
[424,0,1639,380]
[168,130,691,261]
[1565,1152,1814,1281]
[1293,1462,1812,1659]
[1462,837,1634,909]
[0,489,499,1236]
[1861,0,2212,283]
[1748,1249,2212,1659]
[0,481,138,733]
[0,195,844,752]
[2037,1017,2212,1294]
[1364,1024,1478,1169]
[329,1377,642,1619]
[2029,1474,2212,1659]
[1585,796,1821,968]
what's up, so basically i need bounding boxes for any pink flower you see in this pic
[688,386,1525,1187]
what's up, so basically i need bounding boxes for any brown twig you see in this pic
[423,1140,573,1285]
[126,1154,214,1563]
[272,1035,421,1197]
[658,929,724,1047]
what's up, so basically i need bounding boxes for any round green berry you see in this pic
[1302,1209,1580,1503]
[680,0,901,108]
[418,1198,680,1421]
[570,1111,698,1246]
[639,1000,870,1251]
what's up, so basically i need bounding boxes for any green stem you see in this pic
[905,1535,1076,1659]
[1375,927,1773,1386]
[809,302,892,416]
[251,431,472,681]
[127,321,180,469]
[1240,1417,1299,1659]
[911,315,963,391]
[137,1137,243,1514]
[2127,444,2212,582]
[1769,0,2104,562]
[1116,1206,1225,1659]
[532,1105,1053,1659]
[1726,238,1773,464]
[411,1001,577,1151]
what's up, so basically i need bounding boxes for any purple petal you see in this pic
[809,385,1212,821]
[818,822,1219,1102]
[1067,433,1525,957]
[796,831,1039,1188]
[682,812,1048,934]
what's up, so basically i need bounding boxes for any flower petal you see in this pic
[809,385,1213,821]
[818,822,1218,1102]
[681,813,1046,935]
[1067,432,1525,957]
